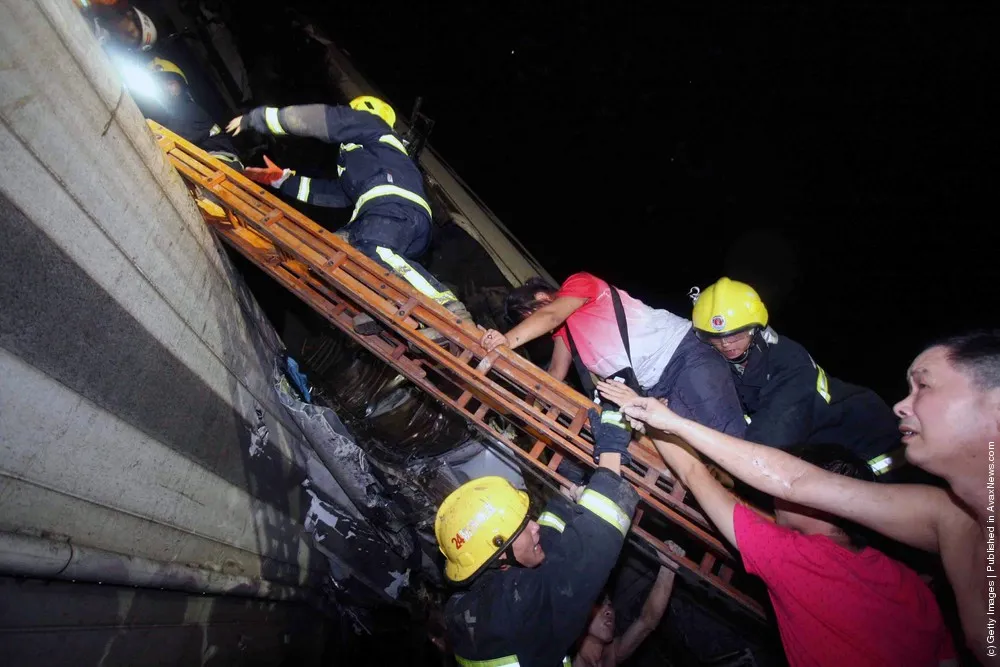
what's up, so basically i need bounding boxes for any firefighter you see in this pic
[73,0,157,53]
[690,277,905,479]
[435,409,639,667]
[139,58,244,169]
[226,98,472,343]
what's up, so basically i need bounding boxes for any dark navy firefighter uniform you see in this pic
[735,327,902,477]
[238,104,460,307]
[134,76,244,170]
[446,468,639,667]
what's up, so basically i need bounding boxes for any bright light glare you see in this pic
[114,57,162,104]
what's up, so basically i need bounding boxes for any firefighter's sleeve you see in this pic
[243,104,384,145]
[745,361,818,449]
[276,174,351,208]
[537,491,574,551]
[532,467,640,665]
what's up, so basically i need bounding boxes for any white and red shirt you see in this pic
[552,272,691,389]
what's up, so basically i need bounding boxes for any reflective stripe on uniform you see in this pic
[869,446,907,475]
[815,365,832,403]
[578,489,630,537]
[209,124,221,136]
[455,656,519,667]
[374,247,456,305]
[264,107,285,135]
[455,655,571,667]
[744,414,752,425]
[296,176,312,202]
[351,184,432,221]
[209,151,240,164]
[337,165,346,177]
[340,142,362,152]
[537,511,566,533]
[379,134,409,154]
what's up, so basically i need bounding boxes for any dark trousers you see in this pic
[647,329,747,438]
[557,329,746,484]
[346,211,454,299]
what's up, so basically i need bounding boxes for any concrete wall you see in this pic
[0,577,328,666]
[0,0,327,609]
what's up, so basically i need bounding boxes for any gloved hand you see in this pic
[588,408,632,466]
[243,155,293,188]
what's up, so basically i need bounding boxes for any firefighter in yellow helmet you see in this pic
[435,409,639,666]
[690,277,906,480]
[132,58,244,169]
[226,96,472,343]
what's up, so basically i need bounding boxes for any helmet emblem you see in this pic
[710,315,726,331]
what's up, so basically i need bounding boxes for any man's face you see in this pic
[894,345,1000,477]
[586,596,616,642]
[510,521,544,567]
[708,329,754,361]
[114,15,142,47]
[163,80,183,98]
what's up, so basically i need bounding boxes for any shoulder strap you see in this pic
[564,284,632,400]
[564,324,597,401]
[608,286,632,366]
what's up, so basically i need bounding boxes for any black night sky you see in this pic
[228,1,997,405]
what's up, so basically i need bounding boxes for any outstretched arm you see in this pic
[481,296,586,352]
[612,547,684,664]
[277,174,351,209]
[612,393,947,554]
[651,437,739,547]
[548,336,573,381]
[228,104,384,145]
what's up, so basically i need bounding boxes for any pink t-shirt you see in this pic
[733,504,955,667]
[552,272,690,389]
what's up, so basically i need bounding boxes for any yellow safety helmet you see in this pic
[350,95,396,129]
[148,57,188,85]
[434,476,530,584]
[691,277,769,337]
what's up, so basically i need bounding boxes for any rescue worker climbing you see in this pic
[137,58,244,169]
[226,97,472,343]
[690,277,905,479]
[436,409,639,667]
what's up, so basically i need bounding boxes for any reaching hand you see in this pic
[243,155,288,186]
[619,396,684,433]
[226,116,243,136]
[596,379,640,405]
[480,329,509,352]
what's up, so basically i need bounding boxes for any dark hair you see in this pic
[505,277,559,324]
[784,443,876,547]
[928,329,1000,391]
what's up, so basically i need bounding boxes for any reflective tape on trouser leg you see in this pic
[374,247,456,305]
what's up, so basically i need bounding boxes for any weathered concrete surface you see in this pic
[0,577,328,667]
[0,0,326,592]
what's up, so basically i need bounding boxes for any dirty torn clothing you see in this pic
[446,468,639,667]
[733,328,899,464]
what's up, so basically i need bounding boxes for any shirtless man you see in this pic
[599,330,1000,664]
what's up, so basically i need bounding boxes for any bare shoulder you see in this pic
[937,490,980,548]
[937,491,988,659]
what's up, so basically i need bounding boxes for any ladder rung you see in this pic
[151,120,769,624]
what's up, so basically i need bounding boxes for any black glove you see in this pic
[588,408,632,466]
